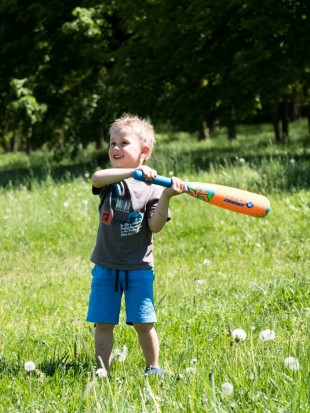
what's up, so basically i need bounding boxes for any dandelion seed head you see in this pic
[185,367,196,374]
[113,345,128,362]
[24,361,36,372]
[284,357,300,371]
[195,279,206,285]
[116,378,123,387]
[203,259,211,267]
[63,201,69,208]
[259,329,275,342]
[232,328,247,342]
[37,372,45,382]
[239,158,246,165]
[221,382,234,395]
[96,368,108,378]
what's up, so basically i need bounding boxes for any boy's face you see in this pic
[109,127,149,168]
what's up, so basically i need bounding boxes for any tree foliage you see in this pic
[0,0,309,152]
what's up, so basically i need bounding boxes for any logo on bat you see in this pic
[223,198,245,207]
[188,188,214,202]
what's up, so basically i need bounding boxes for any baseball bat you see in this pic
[133,170,270,218]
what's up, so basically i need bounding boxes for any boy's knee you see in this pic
[133,322,154,334]
[96,323,115,332]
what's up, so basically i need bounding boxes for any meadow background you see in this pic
[0,120,309,412]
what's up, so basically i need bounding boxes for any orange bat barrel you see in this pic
[186,183,270,218]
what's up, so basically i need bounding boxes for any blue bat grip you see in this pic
[132,170,172,188]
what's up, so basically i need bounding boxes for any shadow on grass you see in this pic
[0,352,93,378]
[0,150,309,192]
[0,152,109,189]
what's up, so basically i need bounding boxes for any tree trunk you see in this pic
[95,126,104,149]
[271,103,281,143]
[281,100,289,143]
[198,121,210,140]
[212,119,220,133]
[10,132,17,152]
[25,128,32,154]
[292,88,302,120]
[228,107,237,140]
[306,105,310,139]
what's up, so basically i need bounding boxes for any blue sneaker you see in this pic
[144,367,164,377]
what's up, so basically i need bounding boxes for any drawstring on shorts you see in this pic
[114,270,129,292]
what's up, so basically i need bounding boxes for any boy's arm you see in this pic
[92,166,157,188]
[92,168,133,188]
[148,177,187,233]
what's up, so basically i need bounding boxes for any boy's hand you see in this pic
[135,165,157,181]
[164,177,188,198]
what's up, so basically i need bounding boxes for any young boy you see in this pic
[86,114,187,376]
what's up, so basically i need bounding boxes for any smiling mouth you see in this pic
[114,155,124,160]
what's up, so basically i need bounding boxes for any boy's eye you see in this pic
[109,139,130,147]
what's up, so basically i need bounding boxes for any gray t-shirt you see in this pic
[91,178,169,270]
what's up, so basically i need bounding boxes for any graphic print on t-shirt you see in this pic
[101,210,113,225]
[120,212,143,236]
[115,198,131,213]
[107,182,144,237]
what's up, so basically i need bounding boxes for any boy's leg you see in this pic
[95,323,115,372]
[133,322,159,368]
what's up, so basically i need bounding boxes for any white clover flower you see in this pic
[232,328,247,342]
[259,329,275,342]
[168,170,174,176]
[82,199,88,205]
[221,382,234,395]
[113,345,128,362]
[63,201,69,208]
[203,259,211,267]
[284,357,300,371]
[96,368,108,378]
[24,361,36,372]
[239,158,246,165]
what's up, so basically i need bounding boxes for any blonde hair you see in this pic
[109,113,156,161]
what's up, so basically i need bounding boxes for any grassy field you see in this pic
[0,120,309,412]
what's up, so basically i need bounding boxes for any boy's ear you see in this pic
[141,146,150,158]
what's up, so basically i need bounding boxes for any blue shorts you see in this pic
[86,265,157,325]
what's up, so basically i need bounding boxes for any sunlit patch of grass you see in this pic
[0,123,309,411]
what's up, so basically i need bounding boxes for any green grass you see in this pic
[0,120,309,412]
